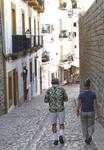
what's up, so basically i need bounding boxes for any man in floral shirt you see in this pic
[44,78,68,145]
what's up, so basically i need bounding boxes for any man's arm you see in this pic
[93,99,100,117]
[64,91,68,102]
[44,91,49,103]
[76,99,81,117]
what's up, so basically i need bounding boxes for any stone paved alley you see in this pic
[0,84,104,150]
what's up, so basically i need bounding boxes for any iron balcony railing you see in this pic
[60,54,74,63]
[59,30,69,38]
[33,35,43,47]
[12,35,43,53]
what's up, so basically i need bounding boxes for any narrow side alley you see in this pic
[0,84,104,150]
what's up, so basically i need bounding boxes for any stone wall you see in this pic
[79,0,104,117]
[0,2,5,115]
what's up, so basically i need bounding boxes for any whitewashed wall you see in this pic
[4,0,43,106]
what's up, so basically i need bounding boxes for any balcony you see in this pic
[59,30,68,38]
[42,51,50,62]
[12,35,31,53]
[28,0,44,13]
[33,35,43,47]
[41,24,54,34]
[11,35,43,59]
[61,53,73,63]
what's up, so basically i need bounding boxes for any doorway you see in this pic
[13,69,19,106]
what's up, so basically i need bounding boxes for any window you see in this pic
[8,72,13,108]
[60,46,63,61]
[73,22,76,27]
[34,58,37,77]
[75,45,77,48]
[73,32,76,37]
[72,0,77,8]
[34,18,36,35]
[51,73,55,79]
[29,17,31,32]
[12,3,16,35]
[29,60,32,82]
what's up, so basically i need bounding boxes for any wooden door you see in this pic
[13,69,19,106]
[12,4,16,35]
[34,58,37,92]
[30,61,32,82]
[34,18,36,35]
[29,17,31,32]
[8,71,13,108]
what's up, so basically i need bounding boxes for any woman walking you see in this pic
[77,78,100,144]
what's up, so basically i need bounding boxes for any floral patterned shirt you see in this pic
[44,86,68,112]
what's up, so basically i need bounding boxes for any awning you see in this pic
[60,62,71,69]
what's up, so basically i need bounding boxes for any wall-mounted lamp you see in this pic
[25,29,31,38]
[21,66,28,80]
[35,53,38,59]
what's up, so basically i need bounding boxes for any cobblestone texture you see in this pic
[0,84,104,150]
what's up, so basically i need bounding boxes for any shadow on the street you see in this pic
[48,141,65,150]
[84,141,98,150]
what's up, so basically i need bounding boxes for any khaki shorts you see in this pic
[49,110,65,125]
[80,111,95,137]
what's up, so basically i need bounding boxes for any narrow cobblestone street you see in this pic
[0,84,104,150]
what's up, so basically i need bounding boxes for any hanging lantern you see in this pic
[25,29,31,38]
[21,66,28,80]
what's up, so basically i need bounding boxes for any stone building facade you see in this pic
[79,0,104,118]
[0,1,5,115]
